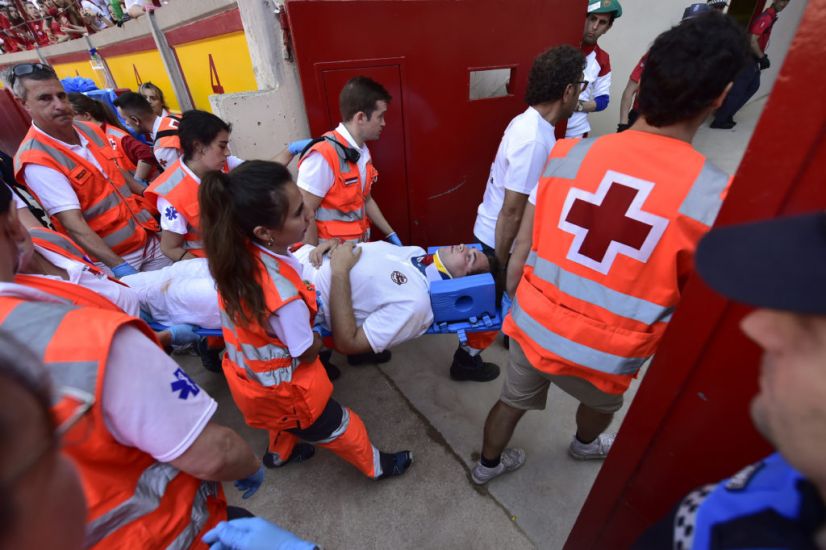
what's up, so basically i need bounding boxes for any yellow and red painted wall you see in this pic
[37,8,256,112]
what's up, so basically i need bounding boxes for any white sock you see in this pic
[461,345,482,357]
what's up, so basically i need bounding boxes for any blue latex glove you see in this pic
[112,262,138,278]
[203,518,316,550]
[288,138,313,156]
[234,466,264,499]
[385,232,403,246]
[168,324,200,346]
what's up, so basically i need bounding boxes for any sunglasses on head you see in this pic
[10,63,56,86]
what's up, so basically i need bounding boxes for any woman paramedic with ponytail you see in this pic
[199,159,413,479]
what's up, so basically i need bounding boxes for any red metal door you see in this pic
[317,62,410,241]
[286,0,583,247]
[566,1,826,547]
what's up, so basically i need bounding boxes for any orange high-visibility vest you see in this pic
[103,123,138,173]
[144,158,227,258]
[15,228,127,311]
[154,114,182,152]
[297,130,377,242]
[0,298,226,548]
[219,246,332,432]
[14,122,159,258]
[503,131,730,395]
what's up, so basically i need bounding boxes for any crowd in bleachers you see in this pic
[0,0,169,53]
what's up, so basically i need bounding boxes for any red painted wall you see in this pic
[566,1,826,547]
[287,0,584,247]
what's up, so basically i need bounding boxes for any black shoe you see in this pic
[710,119,736,129]
[347,350,392,366]
[197,337,223,373]
[263,442,316,468]
[377,450,413,480]
[450,346,500,382]
[319,349,341,381]
[503,335,510,349]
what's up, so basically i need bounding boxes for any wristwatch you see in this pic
[576,100,584,112]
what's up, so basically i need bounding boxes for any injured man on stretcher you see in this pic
[18,224,495,352]
[123,240,495,353]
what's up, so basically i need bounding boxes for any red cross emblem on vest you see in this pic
[558,171,669,274]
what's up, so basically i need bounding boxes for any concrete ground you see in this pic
[178,98,765,550]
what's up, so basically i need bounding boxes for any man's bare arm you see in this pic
[619,79,639,125]
[169,421,259,481]
[364,195,394,237]
[54,209,124,267]
[506,203,535,297]
[494,189,529,268]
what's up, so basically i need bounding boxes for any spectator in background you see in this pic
[707,0,728,11]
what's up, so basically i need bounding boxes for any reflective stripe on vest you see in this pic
[152,165,187,196]
[221,310,297,387]
[679,160,729,225]
[510,296,647,376]
[16,137,78,173]
[74,122,107,148]
[259,253,300,302]
[525,251,674,325]
[0,301,98,393]
[542,138,596,179]
[102,219,141,250]
[29,228,87,260]
[315,207,364,223]
[0,299,217,548]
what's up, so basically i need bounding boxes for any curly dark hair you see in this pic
[638,13,749,127]
[524,45,586,106]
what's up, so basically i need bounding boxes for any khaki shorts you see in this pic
[500,340,624,414]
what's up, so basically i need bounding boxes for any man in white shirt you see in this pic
[297,76,399,248]
[564,0,622,139]
[300,241,493,356]
[4,64,168,279]
[468,45,586,382]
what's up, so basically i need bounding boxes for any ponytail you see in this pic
[199,160,294,327]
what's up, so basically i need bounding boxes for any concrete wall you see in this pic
[209,0,310,163]
[588,0,807,136]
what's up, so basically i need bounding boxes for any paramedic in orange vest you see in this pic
[297,76,399,248]
[144,110,304,262]
[0,328,318,550]
[463,46,587,383]
[67,92,159,186]
[4,63,168,280]
[200,160,413,479]
[471,13,748,484]
[0,180,269,548]
[114,90,185,171]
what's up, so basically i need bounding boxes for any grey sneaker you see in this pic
[471,448,526,485]
[568,433,615,460]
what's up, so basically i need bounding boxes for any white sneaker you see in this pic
[471,447,526,485]
[568,433,615,460]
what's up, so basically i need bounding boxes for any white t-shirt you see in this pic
[152,116,182,171]
[122,257,220,328]
[473,107,556,249]
[295,241,433,353]
[157,156,244,235]
[296,123,372,198]
[0,282,216,463]
[32,245,142,317]
[566,47,612,138]
[22,125,104,217]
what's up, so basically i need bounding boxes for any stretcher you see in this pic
[149,244,509,345]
